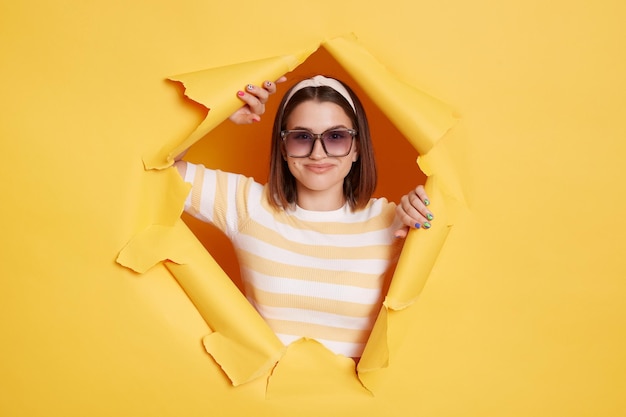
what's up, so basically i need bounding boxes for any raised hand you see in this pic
[229,76,287,124]
[394,185,434,238]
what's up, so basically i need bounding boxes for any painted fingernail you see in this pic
[423,222,431,229]
[237,91,245,97]
[265,81,272,88]
[426,213,434,221]
[246,84,254,91]
[414,223,421,229]
[423,199,430,206]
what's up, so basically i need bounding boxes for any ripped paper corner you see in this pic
[266,338,370,398]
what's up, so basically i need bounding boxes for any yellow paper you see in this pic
[266,338,368,398]
[323,35,458,155]
[4,0,626,415]
[116,34,458,391]
[118,218,286,386]
[144,51,313,169]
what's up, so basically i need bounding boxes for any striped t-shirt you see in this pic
[183,162,403,357]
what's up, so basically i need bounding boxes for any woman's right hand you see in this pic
[229,76,287,125]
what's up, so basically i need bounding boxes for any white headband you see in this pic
[283,75,356,112]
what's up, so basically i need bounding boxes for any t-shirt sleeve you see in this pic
[182,162,259,238]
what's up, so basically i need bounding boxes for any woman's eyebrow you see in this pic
[289,124,350,132]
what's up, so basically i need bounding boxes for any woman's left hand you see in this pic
[394,185,434,238]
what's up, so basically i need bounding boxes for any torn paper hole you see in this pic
[117,33,461,394]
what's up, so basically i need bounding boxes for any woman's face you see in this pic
[284,100,358,210]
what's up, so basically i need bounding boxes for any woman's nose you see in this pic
[309,138,326,159]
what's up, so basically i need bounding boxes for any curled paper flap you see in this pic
[266,338,370,399]
[143,50,314,170]
[357,178,453,380]
[119,219,285,386]
[357,308,390,372]
[386,177,452,309]
[322,35,458,155]
[417,132,468,212]
[116,223,192,273]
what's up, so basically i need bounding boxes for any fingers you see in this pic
[232,78,285,124]
[236,84,267,117]
[412,185,430,207]
[395,185,434,237]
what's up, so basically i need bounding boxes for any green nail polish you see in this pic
[423,222,431,229]
[426,213,434,221]
[423,199,430,206]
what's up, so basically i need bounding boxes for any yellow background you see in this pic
[2,0,625,416]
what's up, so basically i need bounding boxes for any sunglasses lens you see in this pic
[283,129,355,157]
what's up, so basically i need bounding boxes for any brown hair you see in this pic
[267,78,377,211]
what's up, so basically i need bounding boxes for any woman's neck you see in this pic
[296,189,345,211]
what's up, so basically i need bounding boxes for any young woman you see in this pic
[175,75,433,358]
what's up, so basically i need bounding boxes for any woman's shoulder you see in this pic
[184,162,264,185]
[345,197,397,222]
[365,196,397,212]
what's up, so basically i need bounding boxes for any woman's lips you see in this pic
[305,163,334,173]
